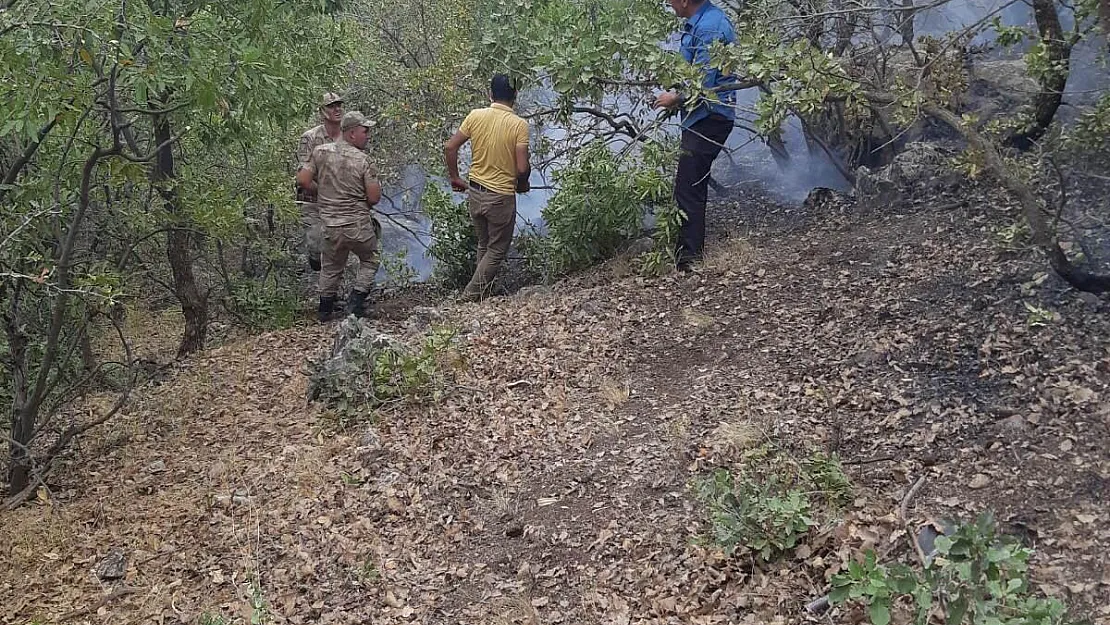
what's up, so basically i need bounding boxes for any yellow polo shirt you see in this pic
[459,103,529,195]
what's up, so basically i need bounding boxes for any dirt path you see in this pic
[2,192,1107,625]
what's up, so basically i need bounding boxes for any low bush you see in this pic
[693,444,852,561]
[307,319,459,421]
[830,513,1074,625]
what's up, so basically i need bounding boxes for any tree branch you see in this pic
[24,143,118,420]
[0,116,60,204]
[6,313,135,509]
[920,102,1110,292]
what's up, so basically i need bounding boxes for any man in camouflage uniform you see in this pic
[296,111,382,321]
[294,92,344,271]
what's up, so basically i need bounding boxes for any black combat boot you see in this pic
[347,290,370,319]
[317,296,336,323]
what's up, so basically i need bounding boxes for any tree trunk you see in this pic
[1101,0,1110,55]
[767,133,791,169]
[152,111,207,357]
[898,0,915,46]
[1006,0,1071,150]
[924,103,1110,293]
[5,285,32,495]
[8,406,32,497]
[5,146,111,496]
[167,228,207,356]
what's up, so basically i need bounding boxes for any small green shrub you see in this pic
[637,198,682,276]
[695,467,816,561]
[380,248,420,290]
[830,513,1072,625]
[369,327,455,401]
[224,276,303,330]
[992,220,1031,251]
[423,143,679,285]
[536,143,644,276]
[352,558,381,585]
[694,445,852,561]
[530,141,676,281]
[246,581,271,625]
[422,184,476,288]
[513,230,553,285]
[307,321,459,420]
[198,613,231,625]
[1067,93,1110,151]
[802,450,854,506]
[1024,301,1056,327]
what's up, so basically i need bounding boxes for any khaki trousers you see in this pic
[463,186,516,299]
[319,217,380,297]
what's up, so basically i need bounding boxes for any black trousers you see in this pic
[674,115,733,265]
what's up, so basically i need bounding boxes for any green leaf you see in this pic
[869,601,891,625]
[946,594,969,625]
[934,535,953,555]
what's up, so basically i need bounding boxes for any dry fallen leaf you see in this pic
[969,474,991,490]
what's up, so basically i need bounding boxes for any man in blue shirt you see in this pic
[655,0,737,270]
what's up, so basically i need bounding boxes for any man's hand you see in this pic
[295,167,316,195]
[515,174,530,194]
[654,90,682,110]
[445,131,470,192]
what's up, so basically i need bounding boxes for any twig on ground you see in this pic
[900,475,930,566]
[899,475,926,522]
[843,454,896,466]
[58,586,141,622]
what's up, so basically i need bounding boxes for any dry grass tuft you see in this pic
[701,237,756,272]
[707,419,763,459]
[681,308,716,328]
[598,378,631,408]
[0,506,76,588]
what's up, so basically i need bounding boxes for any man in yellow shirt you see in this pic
[444,74,531,302]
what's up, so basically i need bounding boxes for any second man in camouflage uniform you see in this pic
[294,92,344,271]
[296,111,382,321]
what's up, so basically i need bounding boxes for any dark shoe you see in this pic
[317,296,337,323]
[307,253,321,272]
[676,254,701,273]
[347,290,370,318]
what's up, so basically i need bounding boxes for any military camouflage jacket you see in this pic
[304,139,380,227]
[294,125,338,202]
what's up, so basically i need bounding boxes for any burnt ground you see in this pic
[1,180,1108,625]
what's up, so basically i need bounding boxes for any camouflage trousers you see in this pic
[300,201,324,263]
[319,216,380,297]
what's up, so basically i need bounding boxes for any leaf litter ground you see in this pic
[2,184,1108,625]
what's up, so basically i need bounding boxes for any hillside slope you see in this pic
[2,188,1108,625]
